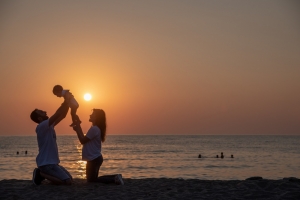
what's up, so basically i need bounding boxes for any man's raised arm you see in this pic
[48,97,70,127]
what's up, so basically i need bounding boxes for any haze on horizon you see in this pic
[0,0,299,136]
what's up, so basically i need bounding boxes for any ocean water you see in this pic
[0,135,299,181]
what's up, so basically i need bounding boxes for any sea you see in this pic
[0,135,299,181]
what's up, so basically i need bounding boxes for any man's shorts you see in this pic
[39,164,72,181]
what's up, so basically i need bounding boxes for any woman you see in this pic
[72,109,124,185]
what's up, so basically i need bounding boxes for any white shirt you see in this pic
[82,126,102,161]
[62,90,79,108]
[35,119,60,167]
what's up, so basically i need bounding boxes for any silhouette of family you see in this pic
[30,85,124,185]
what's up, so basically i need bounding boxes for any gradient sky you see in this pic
[0,0,299,136]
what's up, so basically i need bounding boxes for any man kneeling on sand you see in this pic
[30,94,73,185]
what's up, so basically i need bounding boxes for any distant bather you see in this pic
[221,152,224,159]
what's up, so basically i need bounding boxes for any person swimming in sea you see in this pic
[221,152,224,159]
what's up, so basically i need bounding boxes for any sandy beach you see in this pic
[1,177,300,199]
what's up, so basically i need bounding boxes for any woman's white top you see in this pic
[82,126,102,161]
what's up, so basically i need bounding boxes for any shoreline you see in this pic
[1,177,300,199]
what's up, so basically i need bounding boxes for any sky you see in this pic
[0,0,299,136]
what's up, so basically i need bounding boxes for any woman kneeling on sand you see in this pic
[72,109,124,185]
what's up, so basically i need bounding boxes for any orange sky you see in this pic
[0,1,299,136]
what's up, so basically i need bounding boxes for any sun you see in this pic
[84,93,92,101]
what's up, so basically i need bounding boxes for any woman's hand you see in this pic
[72,123,91,144]
[72,122,81,131]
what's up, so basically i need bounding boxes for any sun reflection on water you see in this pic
[76,160,87,179]
[74,142,86,179]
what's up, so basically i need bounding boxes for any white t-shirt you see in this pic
[82,126,102,161]
[35,119,60,167]
[62,90,79,108]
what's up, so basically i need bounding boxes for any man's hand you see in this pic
[49,98,70,127]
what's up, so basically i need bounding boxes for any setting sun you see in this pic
[84,93,92,101]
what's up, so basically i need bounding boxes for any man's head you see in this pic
[53,85,63,97]
[30,109,49,124]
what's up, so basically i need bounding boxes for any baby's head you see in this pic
[53,85,63,97]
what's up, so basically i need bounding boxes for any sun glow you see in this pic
[84,93,92,101]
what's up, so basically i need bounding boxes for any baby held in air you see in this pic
[53,85,81,127]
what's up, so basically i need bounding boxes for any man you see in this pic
[30,95,73,185]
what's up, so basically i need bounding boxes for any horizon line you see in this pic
[1,134,299,136]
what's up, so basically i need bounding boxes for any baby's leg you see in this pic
[70,107,81,126]
[70,107,76,120]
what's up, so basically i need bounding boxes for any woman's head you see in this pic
[89,109,106,142]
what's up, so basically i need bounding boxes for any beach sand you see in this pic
[1,177,300,199]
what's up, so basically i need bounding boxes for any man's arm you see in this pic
[48,98,69,127]
[53,105,69,126]
[72,124,90,144]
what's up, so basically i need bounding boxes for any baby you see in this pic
[53,85,81,127]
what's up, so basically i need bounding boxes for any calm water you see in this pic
[0,135,299,180]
